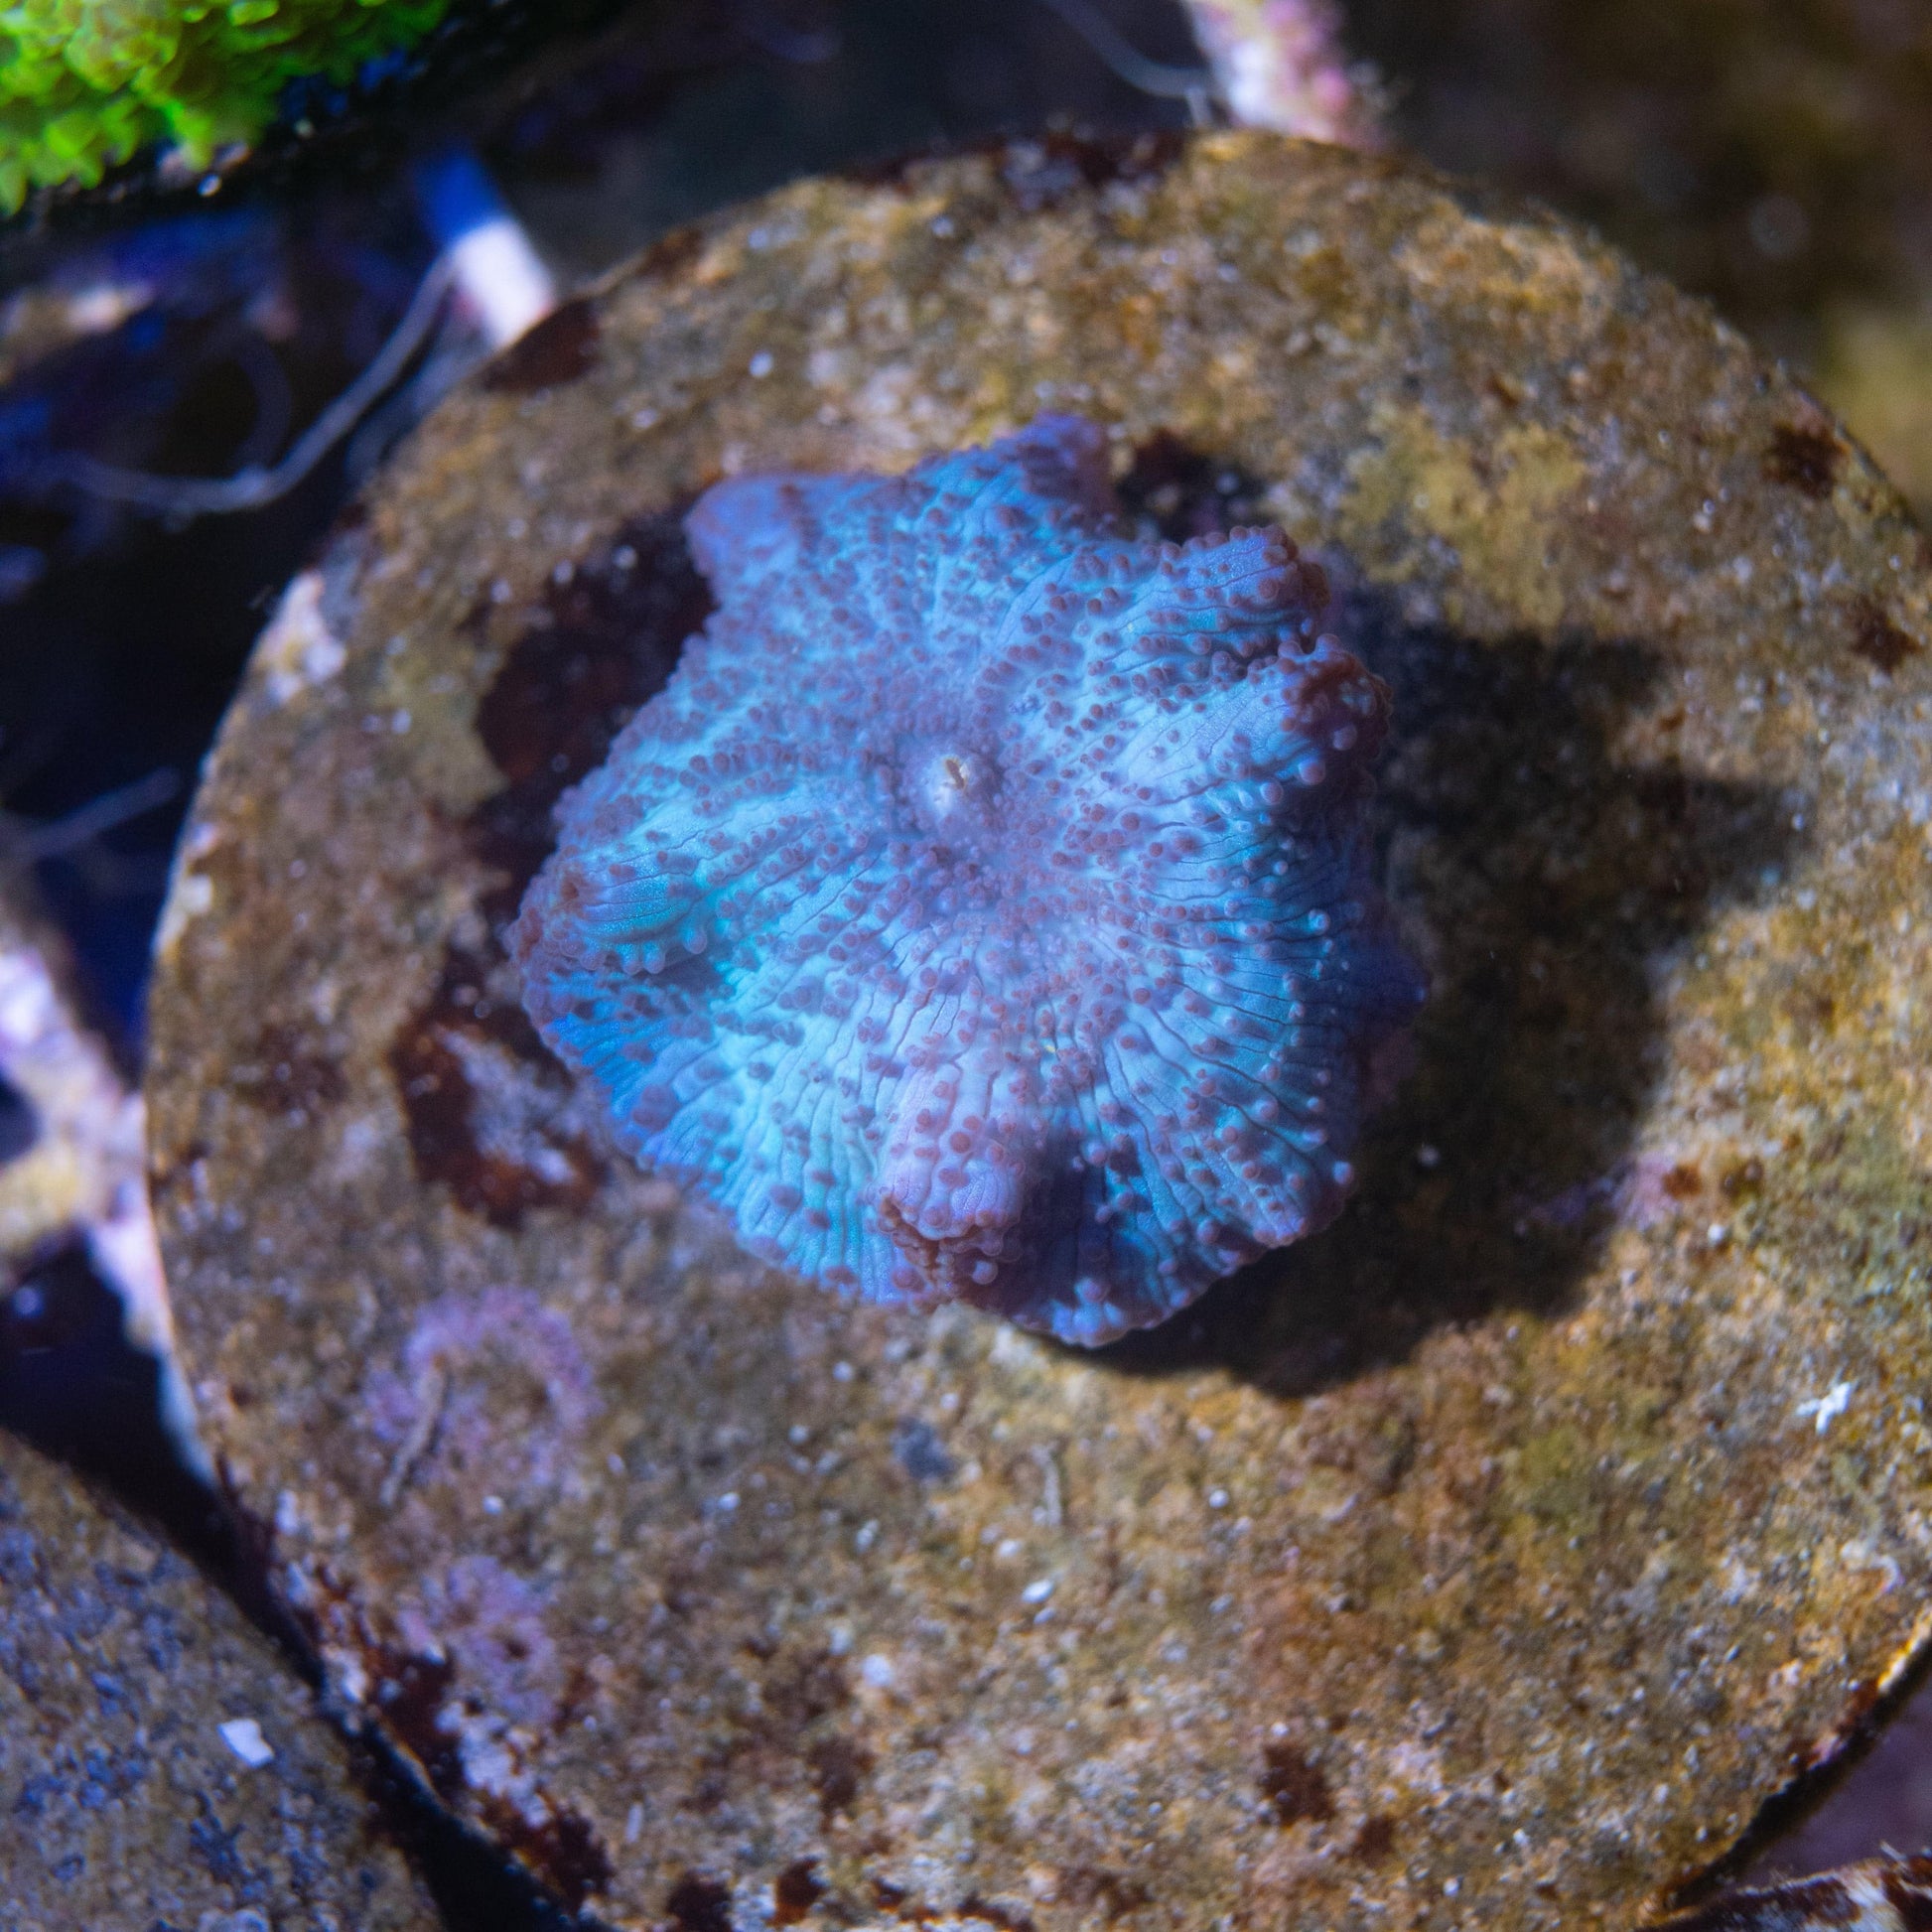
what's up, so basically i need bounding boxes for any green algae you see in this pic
[0,0,452,208]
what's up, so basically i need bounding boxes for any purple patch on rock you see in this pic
[398,1555,561,1732]
[513,417,1423,1343]
[364,1288,597,1502]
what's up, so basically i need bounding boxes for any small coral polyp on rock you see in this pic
[514,416,1422,1343]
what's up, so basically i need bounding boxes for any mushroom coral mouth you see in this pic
[512,415,1425,1345]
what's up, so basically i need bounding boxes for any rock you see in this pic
[1655,1853,1932,1932]
[1179,0,1375,147]
[0,1429,437,1930]
[0,858,198,1462]
[1346,0,1932,519]
[147,131,1932,1930]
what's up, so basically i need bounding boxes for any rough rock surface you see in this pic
[148,132,1932,1930]
[0,1430,436,1930]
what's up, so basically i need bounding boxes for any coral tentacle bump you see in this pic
[513,416,1423,1344]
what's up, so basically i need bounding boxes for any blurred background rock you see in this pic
[1347,0,1932,518]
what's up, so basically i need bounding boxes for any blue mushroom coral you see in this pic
[513,417,1423,1344]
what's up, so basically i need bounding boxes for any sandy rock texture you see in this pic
[0,1430,436,1931]
[147,132,1932,1930]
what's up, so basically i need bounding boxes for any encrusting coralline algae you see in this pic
[513,416,1422,1342]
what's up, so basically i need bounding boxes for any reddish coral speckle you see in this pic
[513,417,1421,1342]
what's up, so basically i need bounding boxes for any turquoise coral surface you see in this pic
[0,0,451,209]
[514,418,1423,1344]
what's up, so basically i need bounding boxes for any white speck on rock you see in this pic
[155,859,216,967]
[1797,1381,1854,1434]
[325,1646,370,1708]
[258,571,347,708]
[218,1718,275,1767]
